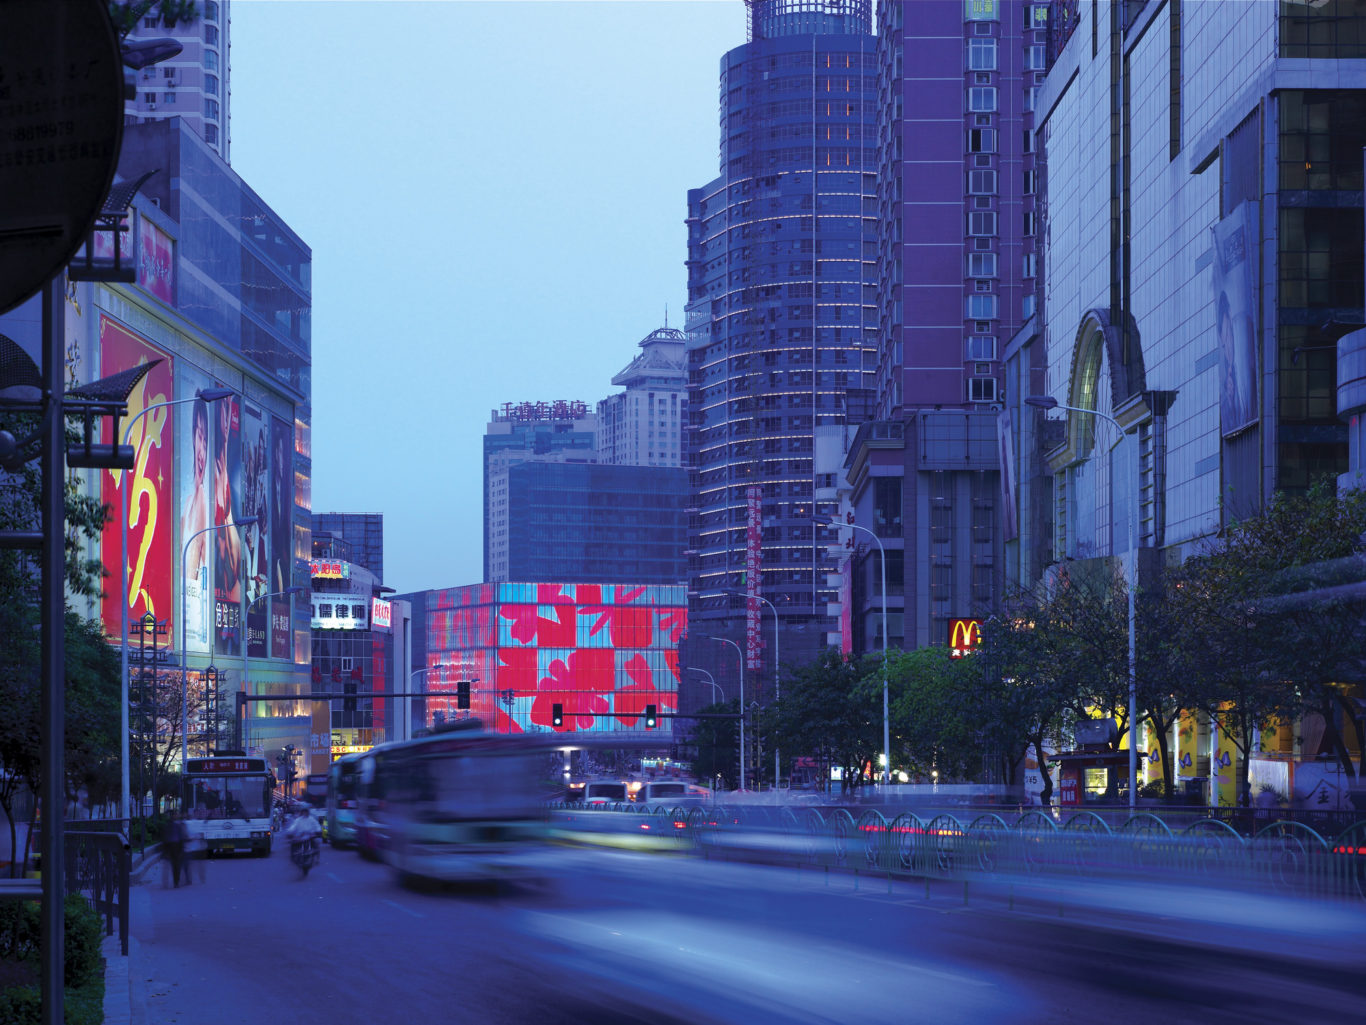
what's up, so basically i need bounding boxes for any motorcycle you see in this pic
[290,836,321,877]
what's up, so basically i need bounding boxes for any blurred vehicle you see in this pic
[182,754,274,856]
[367,720,556,883]
[583,781,629,807]
[564,781,586,804]
[635,781,709,806]
[290,835,321,876]
[326,751,364,847]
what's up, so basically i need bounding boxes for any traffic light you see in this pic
[644,704,657,729]
[456,679,471,710]
[552,703,564,728]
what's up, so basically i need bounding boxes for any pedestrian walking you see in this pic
[162,814,188,888]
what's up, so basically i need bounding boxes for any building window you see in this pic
[205,49,218,71]
[1026,44,1046,70]
[205,123,219,146]
[205,0,219,20]
[1031,4,1049,28]
[1023,252,1037,278]
[968,336,997,360]
[205,23,219,46]
[143,92,155,104]
[205,74,219,96]
[968,87,997,112]
[969,128,996,152]
[969,377,998,402]
[968,38,997,70]
[968,211,997,236]
[1023,169,1036,194]
[1024,211,1037,235]
[1023,293,1037,319]
[969,169,997,194]
[966,0,999,21]
[204,98,219,120]
[967,295,998,319]
[968,252,997,277]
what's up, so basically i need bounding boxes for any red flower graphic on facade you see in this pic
[529,647,614,730]
[496,647,539,696]
[614,654,677,726]
[500,604,539,645]
[665,649,681,682]
[582,586,652,647]
[489,707,523,735]
[659,607,687,644]
[537,602,577,648]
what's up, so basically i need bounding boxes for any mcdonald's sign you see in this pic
[949,618,981,658]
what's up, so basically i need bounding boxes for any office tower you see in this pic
[504,462,687,585]
[835,0,1041,654]
[684,0,878,699]
[122,0,231,162]
[312,512,385,580]
[598,326,688,467]
[484,401,596,581]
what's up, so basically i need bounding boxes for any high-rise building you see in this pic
[597,326,688,467]
[312,512,384,581]
[504,462,687,585]
[683,0,878,699]
[484,401,596,581]
[835,0,1042,654]
[122,0,231,162]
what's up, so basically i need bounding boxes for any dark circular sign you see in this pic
[0,0,124,314]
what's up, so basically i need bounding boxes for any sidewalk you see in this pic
[102,847,159,1025]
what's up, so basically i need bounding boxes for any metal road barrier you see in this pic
[65,829,130,955]
[549,800,1366,900]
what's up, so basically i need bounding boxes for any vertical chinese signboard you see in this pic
[99,316,173,642]
[269,416,292,659]
[745,485,763,674]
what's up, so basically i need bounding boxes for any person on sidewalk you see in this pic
[163,815,188,888]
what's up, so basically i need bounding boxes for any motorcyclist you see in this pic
[285,805,321,860]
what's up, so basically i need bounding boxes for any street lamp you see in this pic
[180,516,257,769]
[1025,394,1139,810]
[117,387,231,833]
[689,667,723,705]
[813,515,890,787]
[725,591,781,789]
[706,635,745,791]
[409,663,449,740]
[239,585,303,751]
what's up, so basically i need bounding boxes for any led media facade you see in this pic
[422,583,687,735]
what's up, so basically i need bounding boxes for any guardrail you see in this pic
[549,801,1366,902]
[65,830,130,955]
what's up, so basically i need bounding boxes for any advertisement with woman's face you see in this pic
[270,415,292,659]
[179,368,213,653]
[242,402,270,658]
[214,393,244,657]
[1213,203,1259,438]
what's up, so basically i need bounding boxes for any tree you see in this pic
[771,649,881,794]
[683,700,739,791]
[885,646,987,781]
[107,1,200,40]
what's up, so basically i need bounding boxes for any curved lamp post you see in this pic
[1026,394,1138,811]
[814,515,889,787]
[180,516,257,769]
[118,387,232,832]
[239,585,303,751]
[725,591,780,789]
[689,667,723,705]
[706,635,745,791]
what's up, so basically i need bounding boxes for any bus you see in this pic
[183,755,275,856]
[361,721,554,884]
[326,752,364,847]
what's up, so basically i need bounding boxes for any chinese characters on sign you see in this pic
[309,560,349,579]
[497,400,589,422]
[745,486,763,672]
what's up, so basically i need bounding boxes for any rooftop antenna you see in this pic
[664,304,668,329]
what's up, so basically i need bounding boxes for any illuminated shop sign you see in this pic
[310,560,350,580]
[949,618,981,658]
[371,597,392,630]
[312,598,369,631]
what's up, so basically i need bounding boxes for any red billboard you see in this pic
[99,315,174,643]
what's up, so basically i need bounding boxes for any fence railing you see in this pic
[64,829,130,955]
[550,801,1366,902]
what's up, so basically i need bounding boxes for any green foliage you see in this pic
[107,0,200,39]
[886,646,986,779]
[0,896,105,1025]
[686,700,740,791]
[770,648,881,792]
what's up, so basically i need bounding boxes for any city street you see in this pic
[127,843,1366,1025]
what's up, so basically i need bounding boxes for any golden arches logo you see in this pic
[949,618,981,658]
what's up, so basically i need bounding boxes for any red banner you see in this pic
[745,485,763,673]
[99,316,174,643]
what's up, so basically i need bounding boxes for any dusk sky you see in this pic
[229,0,743,592]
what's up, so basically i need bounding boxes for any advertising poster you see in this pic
[178,365,213,654]
[1212,202,1259,438]
[137,217,174,304]
[270,415,292,659]
[98,316,174,643]
[242,402,270,658]
[1211,706,1239,807]
[213,393,244,657]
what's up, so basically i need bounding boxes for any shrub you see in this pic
[0,895,104,1025]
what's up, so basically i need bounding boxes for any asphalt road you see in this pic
[129,842,1366,1025]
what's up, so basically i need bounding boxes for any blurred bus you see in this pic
[326,752,365,847]
[362,722,553,883]
[183,755,274,855]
